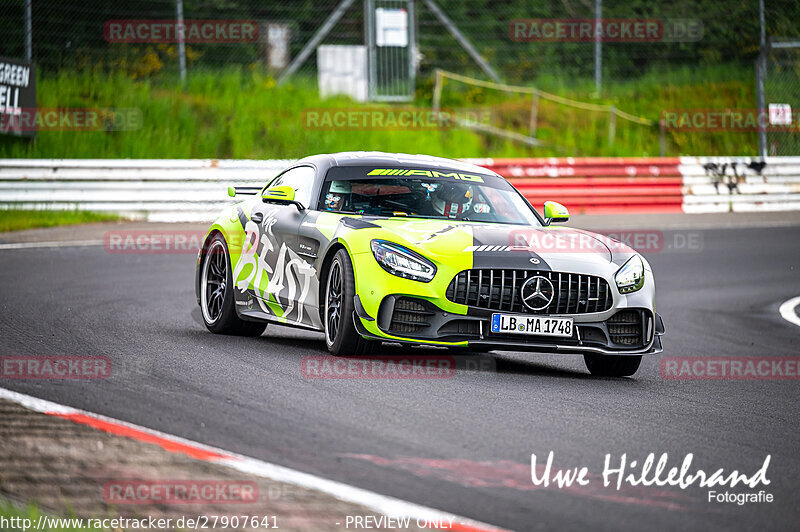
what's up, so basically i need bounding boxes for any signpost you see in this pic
[366,0,415,101]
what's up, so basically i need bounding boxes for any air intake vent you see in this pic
[607,310,643,346]
[389,298,434,334]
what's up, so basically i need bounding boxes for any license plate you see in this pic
[490,313,574,337]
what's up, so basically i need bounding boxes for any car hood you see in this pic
[365,217,636,271]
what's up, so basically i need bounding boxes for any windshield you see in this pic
[320,166,541,226]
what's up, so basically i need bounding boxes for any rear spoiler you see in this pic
[227,186,262,197]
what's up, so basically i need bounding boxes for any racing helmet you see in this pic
[325,180,351,211]
[431,182,473,218]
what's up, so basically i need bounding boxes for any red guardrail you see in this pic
[473,157,683,214]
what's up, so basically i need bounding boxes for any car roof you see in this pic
[293,151,501,177]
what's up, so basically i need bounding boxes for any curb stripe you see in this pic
[0,387,508,532]
[49,412,229,461]
[779,296,800,328]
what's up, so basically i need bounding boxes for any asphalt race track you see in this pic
[1,224,799,531]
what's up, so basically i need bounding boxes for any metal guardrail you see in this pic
[680,156,800,213]
[470,157,683,214]
[475,156,800,214]
[0,159,291,222]
[1,157,799,220]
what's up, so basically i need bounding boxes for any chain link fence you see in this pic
[0,0,366,78]
[1,0,799,155]
[765,45,800,156]
[2,1,797,85]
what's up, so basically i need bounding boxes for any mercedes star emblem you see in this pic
[520,275,555,311]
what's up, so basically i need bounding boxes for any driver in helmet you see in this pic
[324,180,352,211]
[430,182,473,219]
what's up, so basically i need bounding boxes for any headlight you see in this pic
[615,255,645,294]
[370,240,436,282]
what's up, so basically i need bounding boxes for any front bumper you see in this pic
[353,294,664,355]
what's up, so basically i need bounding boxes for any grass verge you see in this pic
[0,64,759,158]
[0,498,101,531]
[0,209,122,233]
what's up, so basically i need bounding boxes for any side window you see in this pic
[267,166,316,207]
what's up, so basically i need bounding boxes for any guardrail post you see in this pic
[594,0,602,95]
[432,69,443,113]
[24,0,32,62]
[529,93,539,139]
[757,0,767,158]
[608,106,616,149]
[176,0,187,85]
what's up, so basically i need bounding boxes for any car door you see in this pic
[240,165,317,324]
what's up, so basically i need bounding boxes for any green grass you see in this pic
[434,63,758,156]
[0,209,122,232]
[0,69,490,159]
[0,499,101,531]
[0,64,759,159]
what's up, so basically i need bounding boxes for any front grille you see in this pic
[445,269,612,315]
[389,297,434,334]
[607,310,643,345]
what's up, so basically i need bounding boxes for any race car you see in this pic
[196,152,664,377]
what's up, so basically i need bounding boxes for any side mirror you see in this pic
[262,185,305,211]
[543,201,569,225]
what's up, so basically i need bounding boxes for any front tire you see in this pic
[200,235,267,337]
[324,249,374,356]
[583,354,642,377]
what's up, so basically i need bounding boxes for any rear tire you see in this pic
[200,235,267,337]
[584,354,642,377]
[324,249,375,356]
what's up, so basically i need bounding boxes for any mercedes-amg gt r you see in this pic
[196,152,664,377]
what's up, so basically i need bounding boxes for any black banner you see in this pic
[0,57,37,138]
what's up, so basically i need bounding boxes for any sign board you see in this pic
[267,23,290,70]
[376,8,408,47]
[317,45,368,102]
[769,103,792,126]
[0,57,37,137]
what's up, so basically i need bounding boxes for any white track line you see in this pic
[0,240,104,250]
[0,386,506,532]
[779,296,800,328]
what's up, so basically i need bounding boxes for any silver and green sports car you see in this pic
[196,152,664,377]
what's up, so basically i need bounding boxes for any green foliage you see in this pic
[436,63,758,156]
[0,498,102,531]
[0,64,759,159]
[0,209,121,232]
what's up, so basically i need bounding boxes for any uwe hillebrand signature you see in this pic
[531,451,770,490]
